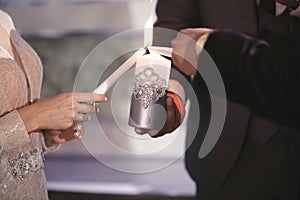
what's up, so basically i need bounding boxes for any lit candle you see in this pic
[93,46,173,94]
[128,12,172,131]
[139,14,171,83]
[148,46,173,58]
[144,15,153,47]
[128,53,171,131]
[93,8,173,95]
[135,54,171,84]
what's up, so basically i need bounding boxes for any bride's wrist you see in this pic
[43,131,56,147]
[18,104,40,133]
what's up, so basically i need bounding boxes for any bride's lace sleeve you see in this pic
[0,111,31,154]
[40,133,61,153]
[0,59,31,154]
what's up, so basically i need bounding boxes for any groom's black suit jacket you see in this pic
[154,0,300,194]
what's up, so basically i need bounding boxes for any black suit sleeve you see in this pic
[154,0,201,47]
[203,30,300,130]
[155,0,200,30]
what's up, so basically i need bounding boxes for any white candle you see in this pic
[135,53,171,81]
[128,53,171,130]
[147,46,173,58]
[144,15,154,47]
[93,48,146,94]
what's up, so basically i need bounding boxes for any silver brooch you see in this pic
[133,67,168,109]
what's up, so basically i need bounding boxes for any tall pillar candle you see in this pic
[128,53,171,132]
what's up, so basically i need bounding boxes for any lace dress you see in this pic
[0,9,58,200]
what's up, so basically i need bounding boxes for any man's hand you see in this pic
[135,95,182,138]
[171,28,213,76]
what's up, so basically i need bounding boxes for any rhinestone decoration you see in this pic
[133,67,168,109]
[9,148,44,182]
[3,124,22,135]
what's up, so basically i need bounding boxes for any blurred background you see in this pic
[0,0,196,199]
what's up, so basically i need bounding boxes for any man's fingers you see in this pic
[157,97,176,135]
[134,97,181,138]
[166,97,176,123]
[135,128,148,135]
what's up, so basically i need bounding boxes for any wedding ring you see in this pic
[89,102,100,113]
[78,113,84,122]
[74,113,91,123]
[74,123,83,139]
[77,123,82,131]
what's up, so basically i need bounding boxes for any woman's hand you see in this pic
[18,92,108,133]
[43,123,85,147]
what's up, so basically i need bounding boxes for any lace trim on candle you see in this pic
[133,67,168,109]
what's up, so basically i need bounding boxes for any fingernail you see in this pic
[96,107,100,113]
[104,96,109,102]
[77,124,82,131]
[167,97,173,106]
[74,130,80,137]
[87,115,91,121]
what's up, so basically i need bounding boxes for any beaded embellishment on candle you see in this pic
[133,67,168,109]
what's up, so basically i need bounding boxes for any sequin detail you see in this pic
[3,124,22,135]
[9,149,45,182]
[133,67,168,109]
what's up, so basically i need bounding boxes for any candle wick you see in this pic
[145,47,151,55]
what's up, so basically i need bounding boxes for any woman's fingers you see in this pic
[22,92,108,131]
[73,102,100,115]
[73,93,109,103]
[53,123,86,142]
[73,112,91,122]
[73,123,85,140]
[45,122,86,145]
[72,93,106,120]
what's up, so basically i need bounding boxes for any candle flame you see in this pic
[144,15,153,47]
